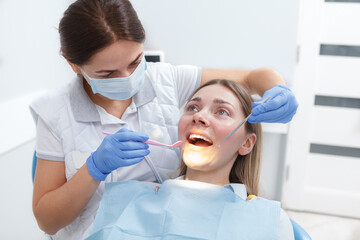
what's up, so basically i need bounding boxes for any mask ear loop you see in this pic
[78,66,90,80]
[78,67,98,94]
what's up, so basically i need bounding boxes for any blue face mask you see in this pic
[81,57,147,100]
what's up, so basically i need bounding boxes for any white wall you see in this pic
[0,140,43,240]
[0,1,74,238]
[132,0,300,84]
[0,0,74,169]
[0,0,74,103]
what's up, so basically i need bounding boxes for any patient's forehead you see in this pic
[191,84,242,110]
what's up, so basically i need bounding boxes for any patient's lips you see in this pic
[188,133,213,147]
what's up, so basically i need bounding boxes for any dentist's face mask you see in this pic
[81,56,147,100]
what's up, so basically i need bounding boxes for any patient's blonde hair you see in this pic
[178,79,263,195]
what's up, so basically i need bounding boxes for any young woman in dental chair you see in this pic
[86,79,294,240]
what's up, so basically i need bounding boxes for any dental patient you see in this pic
[86,79,294,240]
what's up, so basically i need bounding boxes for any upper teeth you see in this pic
[188,134,212,144]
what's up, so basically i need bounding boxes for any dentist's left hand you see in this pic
[248,85,298,124]
[86,128,150,181]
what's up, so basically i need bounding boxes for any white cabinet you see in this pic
[283,0,360,218]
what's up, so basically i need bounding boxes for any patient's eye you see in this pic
[186,105,198,112]
[217,109,229,116]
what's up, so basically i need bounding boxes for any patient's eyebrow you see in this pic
[189,97,201,102]
[213,98,232,106]
[189,97,234,107]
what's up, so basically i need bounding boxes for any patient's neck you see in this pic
[185,169,230,186]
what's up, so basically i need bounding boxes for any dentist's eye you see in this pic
[104,72,113,78]
[98,71,115,78]
[129,61,141,70]
[132,61,141,66]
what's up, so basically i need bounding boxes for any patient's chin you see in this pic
[182,148,218,169]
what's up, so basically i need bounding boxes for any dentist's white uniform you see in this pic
[30,62,201,240]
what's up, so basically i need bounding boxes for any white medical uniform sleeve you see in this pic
[35,117,65,161]
[278,209,295,240]
[173,65,202,107]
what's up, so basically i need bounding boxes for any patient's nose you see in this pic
[192,111,209,126]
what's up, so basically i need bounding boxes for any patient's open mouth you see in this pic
[188,134,213,147]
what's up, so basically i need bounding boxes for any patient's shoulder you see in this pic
[247,196,294,240]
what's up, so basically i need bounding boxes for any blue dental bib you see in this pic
[87,180,280,240]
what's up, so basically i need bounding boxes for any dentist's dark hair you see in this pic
[178,79,263,196]
[59,0,145,65]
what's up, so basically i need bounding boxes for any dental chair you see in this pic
[31,151,312,240]
[291,219,312,240]
[32,151,37,183]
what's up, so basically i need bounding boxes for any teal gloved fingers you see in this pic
[248,85,298,124]
[86,128,150,181]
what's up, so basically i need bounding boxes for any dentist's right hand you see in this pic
[86,128,150,181]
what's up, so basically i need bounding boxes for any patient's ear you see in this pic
[66,59,81,74]
[238,133,256,156]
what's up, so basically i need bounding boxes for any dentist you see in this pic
[30,0,298,239]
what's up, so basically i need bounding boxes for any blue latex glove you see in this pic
[248,85,298,123]
[86,128,150,181]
